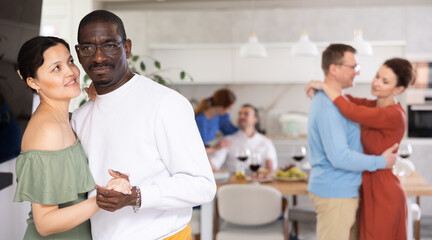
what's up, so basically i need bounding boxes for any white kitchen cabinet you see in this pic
[148,42,405,84]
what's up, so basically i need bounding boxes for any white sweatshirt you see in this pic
[71,74,216,240]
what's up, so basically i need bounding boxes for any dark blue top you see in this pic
[0,101,22,163]
[195,113,238,144]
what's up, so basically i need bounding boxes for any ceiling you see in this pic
[98,0,432,10]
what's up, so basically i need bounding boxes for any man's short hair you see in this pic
[78,10,127,42]
[321,44,356,75]
[241,103,258,117]
[240,103,266,134]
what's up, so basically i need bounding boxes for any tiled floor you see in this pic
[294,215,432,240]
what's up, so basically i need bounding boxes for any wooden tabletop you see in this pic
[218,171,432,197]
[399,172,432,196]
[218,175,309,195]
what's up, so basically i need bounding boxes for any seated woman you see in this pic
[194,88,238,155]
[305,58,415,240]
[13,36,130,239]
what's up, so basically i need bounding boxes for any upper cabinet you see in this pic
[148,42,405,84]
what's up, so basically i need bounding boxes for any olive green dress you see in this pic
[13,139,95,240]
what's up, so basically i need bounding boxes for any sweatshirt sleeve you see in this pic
[316,105,386,172]
[333,95,402,129]
[264,139,278,171]
[210,145,229,170]
[139,93,216,210]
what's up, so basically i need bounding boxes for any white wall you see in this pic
[107,5,432,55]
[104,5,432,84]
[147,43,404,84]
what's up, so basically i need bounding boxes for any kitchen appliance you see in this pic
[406,89,432,138]
[279,112,308,138]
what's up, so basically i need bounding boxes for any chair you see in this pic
[214,184,289,240]
[288,204,316,238]
[190,208,200,240]
[411,202,421,221]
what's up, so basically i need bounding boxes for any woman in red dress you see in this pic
[306,58,415,240]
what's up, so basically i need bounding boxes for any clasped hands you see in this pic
[96,169,136,212]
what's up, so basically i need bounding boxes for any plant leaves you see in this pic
[79,99,87,107]
[83,74,90,83]
[180,71,185,80]
[140,62,146,71]
[154,61,161,69]
[153,75,166,85]
[132,55,139,62]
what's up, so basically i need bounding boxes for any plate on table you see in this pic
[246,175,273,183]
[274,176,308,182]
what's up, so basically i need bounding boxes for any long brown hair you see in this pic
[194,88,236,115]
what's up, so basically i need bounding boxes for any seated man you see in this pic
[210,104,277,172]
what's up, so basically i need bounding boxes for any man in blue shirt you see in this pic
[307,44,398,240]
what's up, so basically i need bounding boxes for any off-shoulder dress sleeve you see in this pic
[333,95,403,129]
[13,140,95,205]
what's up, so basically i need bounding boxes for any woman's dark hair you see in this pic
[78,10,127,43]
[194,88,236,115]
[17,36,70,85]
[383,58,416,88]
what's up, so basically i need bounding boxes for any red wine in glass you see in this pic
[237,156,248,162]
[398,143,412,159]
[250,164,260,172]
[292,146,307,167]
[293,156,305,162]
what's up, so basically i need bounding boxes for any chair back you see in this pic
[217,184,282,226]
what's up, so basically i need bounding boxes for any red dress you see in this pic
[334,95,407,240]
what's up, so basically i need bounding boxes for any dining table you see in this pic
[200,171,432,240]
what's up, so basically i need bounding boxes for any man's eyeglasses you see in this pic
[336,63,361,73]
[75,41,125,57]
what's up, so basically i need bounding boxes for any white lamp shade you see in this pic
[291,30,319,56]
[352,29,373,56]
[239,33,267,58]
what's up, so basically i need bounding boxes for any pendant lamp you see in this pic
[239,31,267,58]
[239,0,267,58]
[291,29,319,56]
[352,29,373,56]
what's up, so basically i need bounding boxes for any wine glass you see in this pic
[398,143,412,159]
[235,146,250,180]
[394,143,414,176]
[249,152,262,178]
[235,145,251,162]
[292,145,307,168]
